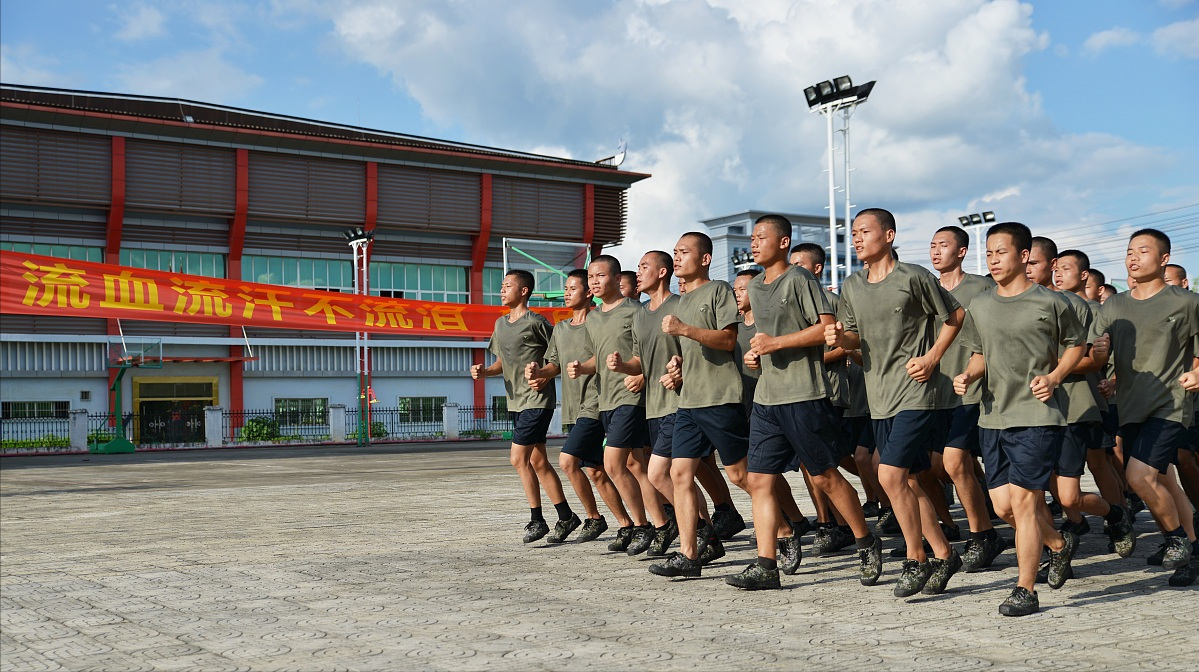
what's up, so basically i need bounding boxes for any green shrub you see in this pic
[240,416,281,441]
[1,434,70,450]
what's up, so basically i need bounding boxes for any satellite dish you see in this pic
[613,138,626,167]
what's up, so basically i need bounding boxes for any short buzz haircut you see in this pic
[1089,268,1106,285]
[1166,263,1188,277]
[792,242,826,268]
[646,250,673,279]
[1057,249,1090,272]
[505,269,535,293]
[1031,236,1058,259]
[753,214,792,240]
[1102,284,1118,296]
[681,231,714,257]
[736,268,761,279]
[935,225,969,250]
[987,222,1032,253]
[567,268,588,285]
[856,207,896,232]
[1130,228,1171,255]
[591,254,621,275]
[620,270,637,285]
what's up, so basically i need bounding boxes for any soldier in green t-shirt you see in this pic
[568,255,663,554]
[527,269,632,545]
[1049,247,1136,558]
[648,232,749,579]
[825,208,965,598]
[1093,230,1199,586]
[471,269,574,544]
[928,225,1006,572]
[724,215,882,591]
[954,222,1087,616]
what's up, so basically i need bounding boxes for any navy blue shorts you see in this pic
[945,404,981,454]
[873,410,935,474]
[979,426,1062,491]
[1056,422,1101,478]
[562,417,606,469]
[840,415,869,459]
[926,409,953,455]
[1184,410,1198,453]
[1100,406,1119,452]
[852,417,875,452]
[750,399,847,476]
[648,414,676,458]
[672,404,749,465]
[1122,418,1185,474]
[510,408,553,446]
[600,405,649,450]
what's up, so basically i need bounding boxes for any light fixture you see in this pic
[342,227,374,244]
[983,211,996,223]
[958,212,999,275]
[958,216,970,226]
[834,75,853,92]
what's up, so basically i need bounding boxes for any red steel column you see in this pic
[227,148,249,417]
[470,174,493,411]
[364,163,378,414]
[106,137,126,418]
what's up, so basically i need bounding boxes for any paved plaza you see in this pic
[1,442,1195,671]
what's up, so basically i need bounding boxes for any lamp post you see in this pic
[956,211,996,275]
[343,226,374,446]
[805,75,875,291]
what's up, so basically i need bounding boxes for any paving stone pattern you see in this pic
[1,443,1195,671]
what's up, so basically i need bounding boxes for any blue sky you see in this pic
[2,0,1196,284]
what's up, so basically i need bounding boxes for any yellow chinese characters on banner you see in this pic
[1,251,568,337]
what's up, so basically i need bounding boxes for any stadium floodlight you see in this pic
[959,211,997,274]
[805,75,877,290]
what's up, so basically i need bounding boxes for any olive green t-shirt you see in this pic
[488,311,556,412]
[932,273,995,408]
[545,316,599,424]
[960,284,1086,430]
[632,294,682,419]
[845,360,870,418]
[584,297,645,412]
[838,262,961,419]
[1093,285,1199,427]
[736,319,759,415]
[676,279,744,409]
[748,265,832,406]
[1058,290,1102,424]
[822,288,850,409]
[1085,299,1110,414]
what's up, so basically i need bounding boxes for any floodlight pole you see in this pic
[347,232,372,446]
[825,108,839,290]
[842,106,855,286]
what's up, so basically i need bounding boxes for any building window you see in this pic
[490,396,509,421]
[274,398,328,425]
[1,401,69,420]
[120,249,225,278]
[0,242,102,262]
[371,262,468,303]
[398,396,446,423]
[244,256,354,292]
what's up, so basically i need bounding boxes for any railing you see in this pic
[87,412,201,448]
[347,407,443,441]
[224,409,331,444]
[458,405,514,438]
[1,417,71,451]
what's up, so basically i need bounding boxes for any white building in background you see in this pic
[702,210,861,286]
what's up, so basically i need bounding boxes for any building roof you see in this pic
[0,83,649,187]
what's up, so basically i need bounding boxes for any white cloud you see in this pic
[112,3,167,42]
[113,49,263,103]
[1151,17,1199,59]
[1082,27,1140,56]
[0,44,73,87]
[273,0,1193,275]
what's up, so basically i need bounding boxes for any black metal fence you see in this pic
[0,417,71,451]
[225,409,331,444]
[458,405,514,438]
[346,406,443,441]
[86,412,200,448]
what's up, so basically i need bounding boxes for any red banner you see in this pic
[0,251,573,337]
